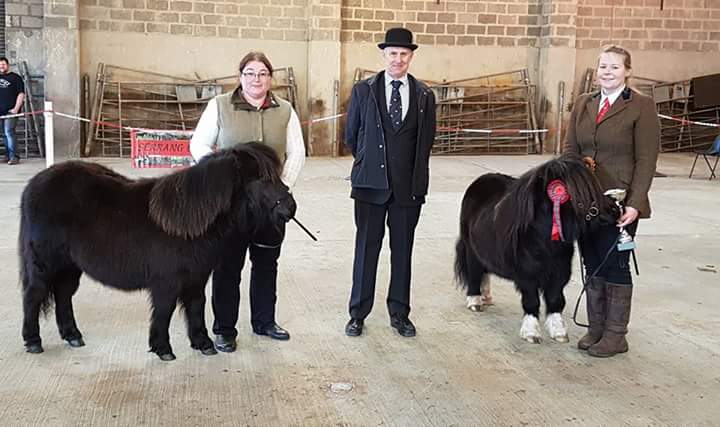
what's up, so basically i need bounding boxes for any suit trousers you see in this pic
[211,225,285,338]
[349,199,422,320]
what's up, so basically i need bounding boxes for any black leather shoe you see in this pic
[390,315,416,337]
[255,323,290,341]
[214,335,237,353]
[345,318,364,337]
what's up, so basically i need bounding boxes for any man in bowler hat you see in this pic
[343,28,436,337]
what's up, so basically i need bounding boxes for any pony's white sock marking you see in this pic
[466,295,484,312]
[520,314,542,343]
[544,312,569,343]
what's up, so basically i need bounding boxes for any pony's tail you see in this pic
[454,237,470,289]
[18,201,28,291]
[18,207,54,316]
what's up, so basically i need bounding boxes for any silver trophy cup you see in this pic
[604,188,636,252]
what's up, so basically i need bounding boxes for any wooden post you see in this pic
[84,62,105,156]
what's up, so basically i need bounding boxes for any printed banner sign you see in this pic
[131,129,195,168]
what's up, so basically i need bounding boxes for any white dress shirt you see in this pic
[385,73,410,120]
[599,84,625,111]
[190,97,306,189]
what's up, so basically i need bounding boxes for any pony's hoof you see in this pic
[520,314,542,344]
[552,335,569,343]
[25,343,44,354]
[524,336,542,344]
[67,338,85,347]
[544,313,569,344]
[466,295,485,312]
[158,353,176,361]
[200,347,218,356]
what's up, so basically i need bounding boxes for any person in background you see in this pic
[0,57,25,165]
[564,45,660,358]
[191,51,305,352]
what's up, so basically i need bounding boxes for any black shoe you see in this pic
[254,323,290,341]
[214,335,237,353]
[345,318,364,337]
[390,315,416,337]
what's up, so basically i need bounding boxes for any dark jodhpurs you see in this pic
[578,221,638,286]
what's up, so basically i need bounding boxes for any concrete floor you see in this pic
[0,153,718,426]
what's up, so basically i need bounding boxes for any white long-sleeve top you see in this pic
[190,97,306,189]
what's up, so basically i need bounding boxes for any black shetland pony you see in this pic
[455,153,617,343]
[19,143,296,360]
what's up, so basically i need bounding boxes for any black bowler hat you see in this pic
[378,27,418,51]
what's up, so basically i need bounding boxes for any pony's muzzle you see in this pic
[277,193,297,223]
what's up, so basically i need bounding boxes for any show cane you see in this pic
[292,217,318,241]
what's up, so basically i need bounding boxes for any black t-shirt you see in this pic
[0,72,25,115]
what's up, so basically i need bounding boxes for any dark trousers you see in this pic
[578,221,638,286]
[349,199,422,320]
[211,225,284,338]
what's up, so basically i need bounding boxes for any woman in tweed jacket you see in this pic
[564,45,660,358]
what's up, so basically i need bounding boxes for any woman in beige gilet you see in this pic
[190,51,305,352]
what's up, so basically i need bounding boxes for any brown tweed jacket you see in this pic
[564,87,660,218]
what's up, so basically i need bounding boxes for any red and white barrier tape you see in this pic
[0,110,47,120]
[1,109,349,131]
[439,126,549,134]
[52,111,143,132]
[306,113,345,124]
[657,114,720,128]
[5,109,716,133]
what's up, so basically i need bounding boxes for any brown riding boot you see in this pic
[588,283,632,358]
[578,277,606,350]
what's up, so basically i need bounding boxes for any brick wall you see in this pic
[340,0,720,51]
[46,0,78,28]
[340,0,542,47]
[538,0,578,47]
[4,0,45,74]
[576,0,720,52]
[79,0,312,41]
[76,0,720,49]
[5,0,44,30]
[309,0,342,41]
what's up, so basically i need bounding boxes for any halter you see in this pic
[546,179,570,241]
[577,201,600,221]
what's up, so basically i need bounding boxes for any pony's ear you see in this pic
[149,154,237,238]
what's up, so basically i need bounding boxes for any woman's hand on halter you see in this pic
[617,206,639,227]
[582,156,597,172]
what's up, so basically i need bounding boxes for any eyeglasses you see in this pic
[241,71,271,80]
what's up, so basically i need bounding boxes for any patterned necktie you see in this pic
[596,98,610,124]
[389,80,403,131]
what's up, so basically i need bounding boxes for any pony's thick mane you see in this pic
[148,142,283,238]
[494,153,615,260]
